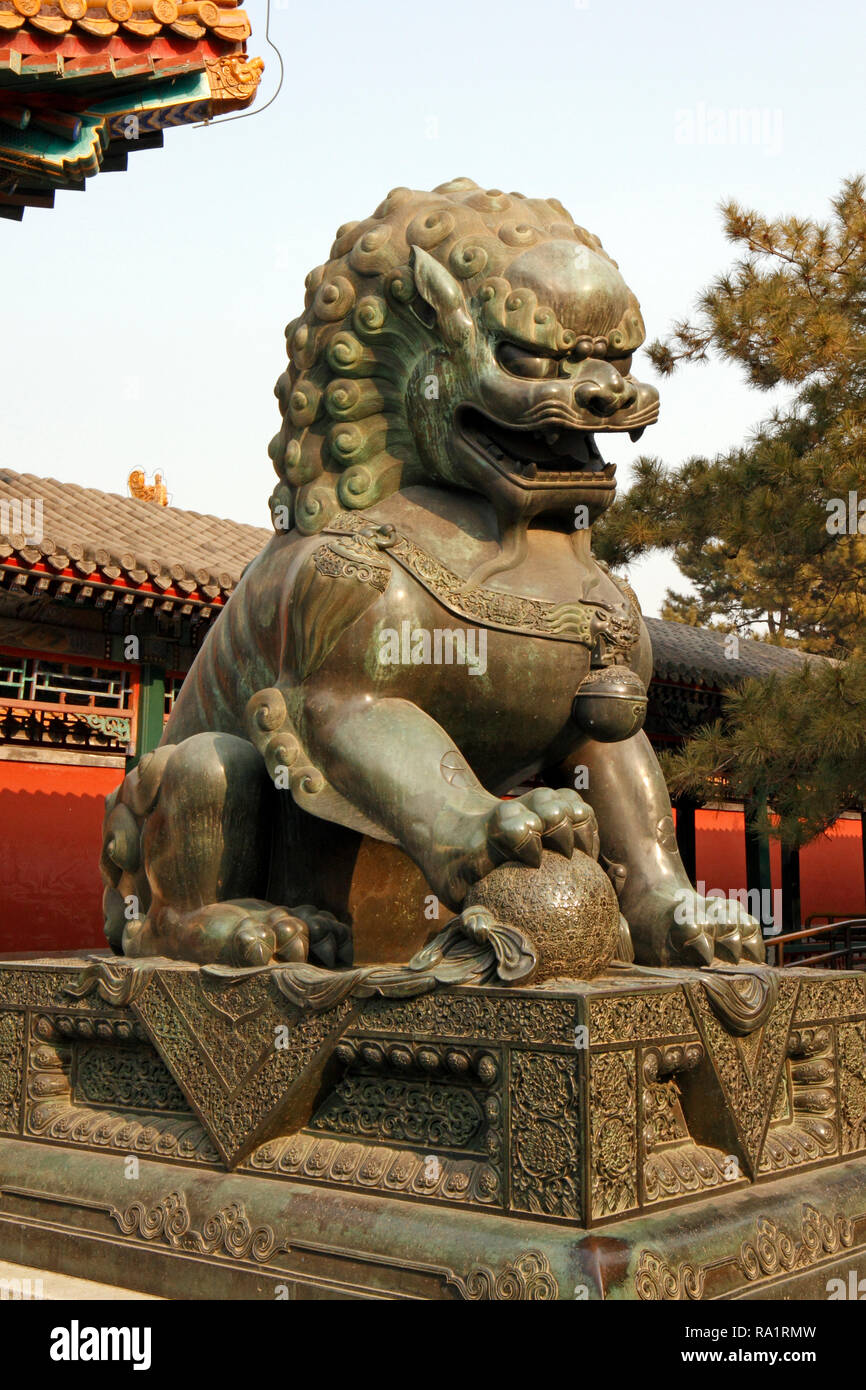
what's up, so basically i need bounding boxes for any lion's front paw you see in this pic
[698,894,766,964]
[627,886,766,968]
[488,787,599,868]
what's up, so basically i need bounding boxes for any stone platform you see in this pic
[0,1259,161,1300]
[0,954,865,1300]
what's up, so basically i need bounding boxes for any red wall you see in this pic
[2,768,864,954]
[0,761,123,954]
[688,808,865,927]
[799,819,866,922]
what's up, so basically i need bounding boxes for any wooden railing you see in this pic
[767,918,866,970]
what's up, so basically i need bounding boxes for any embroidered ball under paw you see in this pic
[464,848,620,982]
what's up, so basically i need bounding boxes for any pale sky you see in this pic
[2,0,863,614]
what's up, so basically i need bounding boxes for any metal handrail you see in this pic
[796,947,866,967]
[805,912,861,927]
[767,918,866,970]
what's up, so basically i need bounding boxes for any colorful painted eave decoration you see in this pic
[0,2,262,217]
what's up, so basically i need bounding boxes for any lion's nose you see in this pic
[573,364,637,418]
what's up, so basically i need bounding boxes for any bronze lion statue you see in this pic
[101,178,763,978]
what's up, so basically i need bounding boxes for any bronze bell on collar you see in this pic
[572,662,647,742]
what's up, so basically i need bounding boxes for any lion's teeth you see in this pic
[628,426,645,442]
[522,461,538,479]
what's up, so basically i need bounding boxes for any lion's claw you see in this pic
[290,904,354,968]
[488,787,598,871]
[489,798,544,867]
[272,914,310,964]
[541,818,574,858]
[233,920,278,967]
[708,897,762,965]
[740,920,766,963]
[713,925,743,964]
[669,918,715,967]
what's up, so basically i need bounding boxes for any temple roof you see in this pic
[645,615,821,687]
[0,467,267,611]
[0,3,262,216]
[0,466,826,681]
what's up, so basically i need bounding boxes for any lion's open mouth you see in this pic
[458,407,617,487]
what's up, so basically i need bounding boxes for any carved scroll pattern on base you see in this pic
[635,1202,859,1300]
[589,1049,637,1219]
[510,1050,581,1221]
[0,1010,25,1134]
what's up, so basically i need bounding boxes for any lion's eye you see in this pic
[497,341,560,379]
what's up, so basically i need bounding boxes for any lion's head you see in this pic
[268,177,658,534]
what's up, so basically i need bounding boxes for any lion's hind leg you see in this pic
[116,732,305,966]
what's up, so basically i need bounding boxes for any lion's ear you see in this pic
[411,246,474,347]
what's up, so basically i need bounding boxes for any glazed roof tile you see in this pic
[0,467,269,604]
[0,1,250,47]
[644,615,822,686]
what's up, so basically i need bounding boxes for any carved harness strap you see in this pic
[321,514,641,657]
[311,534,391,593]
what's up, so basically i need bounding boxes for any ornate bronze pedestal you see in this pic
[1,955,864,1299]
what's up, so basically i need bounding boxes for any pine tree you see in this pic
[594,177,866,844]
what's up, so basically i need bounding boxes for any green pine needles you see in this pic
[596,177,866,845]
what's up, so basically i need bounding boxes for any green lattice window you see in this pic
[0,652,135,752]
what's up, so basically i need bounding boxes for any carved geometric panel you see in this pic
[353,992,577,1044]
[794,976,866,1022]
[132,968,358,1167]
[310,1074,487,1152]
[21,1012,217,1164]
[687,977,799,1173]
[588,988,695,1044]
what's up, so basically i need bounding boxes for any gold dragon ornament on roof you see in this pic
[128,470,168,506]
